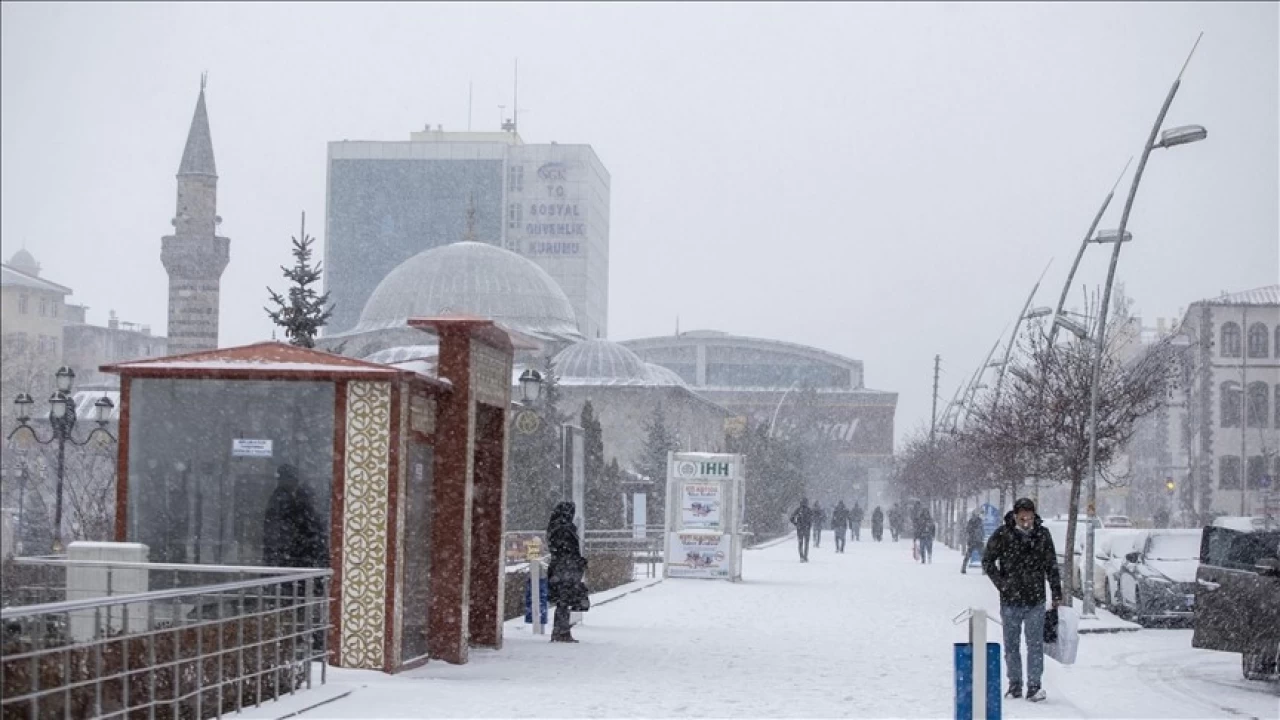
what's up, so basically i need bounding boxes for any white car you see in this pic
[1075,529,1144,607]
[1115,529,1201,625]
[1105,515,1134,528]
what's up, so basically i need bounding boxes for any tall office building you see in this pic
[323,128,610,339]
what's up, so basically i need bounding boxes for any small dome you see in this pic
[353,242,580,341]
[643,363,688,387]
[554,340,649,385]
[8,249,40,276]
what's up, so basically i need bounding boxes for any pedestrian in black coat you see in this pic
[915,509,936,564]
[962,510,986,574]
[262,464,327,568]
[888,505,903,542]
[830,501,851,552]
[982,498,1064,701]
[871,507,885,542]
[790,499,813,562]
[811,501,826,547]
[850,503,865,541]
[547,501,588,643]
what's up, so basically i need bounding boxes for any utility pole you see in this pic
[930,355,941,444]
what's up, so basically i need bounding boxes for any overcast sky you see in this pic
[2,2,1276,445]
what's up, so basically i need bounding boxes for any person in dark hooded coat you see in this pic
[871,506,885,542]
[811,501,826,547]
[888,505,904,542]
[850,503,865,541]
[829,501,851,553]
[547,501,588,643]
[262,464,327,568]
[790,498,813,562]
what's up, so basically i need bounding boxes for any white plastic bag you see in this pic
[1044,604,1079,664]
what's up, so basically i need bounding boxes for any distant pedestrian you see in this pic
[263,464,327,569]
[888,505,903,542]
[851,503,864,542]
[830,501,851,553]
[790,498,813,562]
[915,509,936,564]
[547,501,589,643]
[982,497,1064,703]
[962,510,985,574]
[871,507,885,542]
[811,501,826,548]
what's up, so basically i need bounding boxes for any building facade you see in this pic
[160,81,230,354]
[1177,285,1280,519]
[621,330,898,508]
[324,129,610,340]
[1,250,71,372]
[62,310,168,389]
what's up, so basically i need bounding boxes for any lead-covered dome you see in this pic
[554,340,650,385]
[352,242,581,342]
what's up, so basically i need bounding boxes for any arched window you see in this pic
[1220,381,1241,427]
[1220,322,1241,358]
[1247,323,1269,358]
[1275,384,1280,428]
[1275,326,1280,358]
[1247,382,1269,428]
[1247,456,1267,490]
[1219,456,1241,490]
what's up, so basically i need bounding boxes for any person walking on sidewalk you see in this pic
[888,505,903,542]
[830,501,850,553]
[871,506,885,542]
[982,497,1064,703]
[961,509,985,574]
[850,503,864,542]
[547,501,588,643]
[915,508,936,563]
[790,498,813,562]
[811,501,826,548]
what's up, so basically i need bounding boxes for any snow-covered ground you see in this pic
[287,532,1278,719]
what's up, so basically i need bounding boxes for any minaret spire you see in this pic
[179,75,217,177]
[464,192,477,242]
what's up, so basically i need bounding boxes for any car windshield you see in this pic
[1147,534,1200,560]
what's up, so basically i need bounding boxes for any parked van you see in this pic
[1193,525,1280,680]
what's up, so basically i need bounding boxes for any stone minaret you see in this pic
[161,76,230,354]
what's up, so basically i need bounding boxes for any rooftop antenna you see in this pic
[513,59,518,133]
[200,71,207,92]
[464,193,477,242]
[468,81,473,132]
[675,315,680,337]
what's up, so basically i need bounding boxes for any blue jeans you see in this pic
[1001,604,1045,687]
[918,537,933,562]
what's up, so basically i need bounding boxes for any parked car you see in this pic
[1076,529,1143,607]
[1193,525,1280,681]
[1115,529,1201,625]
[1212,515,1277,532]
[1105,515,1134,528]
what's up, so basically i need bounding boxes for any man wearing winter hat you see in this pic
[982,497,1063,703]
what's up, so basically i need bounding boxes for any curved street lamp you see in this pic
[1081,33,1207,617]
[7,367,117,553]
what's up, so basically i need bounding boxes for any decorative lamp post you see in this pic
[518,368,544,403]
[7,367,117,553]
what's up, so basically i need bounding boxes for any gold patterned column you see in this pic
[340,381,392,668]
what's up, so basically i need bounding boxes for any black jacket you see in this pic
[871,508,884,528]
[982,512,1063,607]
[262,481,327,568]
[811,505,826,529]
[790,504,813,530]
[851,505,864,524]
[914,513,936,541]
[547,502,588,607]
[830,504,851,531]
[966,515,986,546]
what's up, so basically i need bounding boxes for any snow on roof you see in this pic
[104,341,400,375]
[116,360,397,372]
[1193,284,1280,307]
[1,263,72,295]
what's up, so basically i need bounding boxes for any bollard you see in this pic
[954,607,1001,720]
[528,550,545,635]
[971,609,986,720]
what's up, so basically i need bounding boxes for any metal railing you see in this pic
[1,557,331,720]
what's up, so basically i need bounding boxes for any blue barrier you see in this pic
[524,576,549,624]
[954,642,1001,720]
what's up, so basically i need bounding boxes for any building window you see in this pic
[1220,322,1241,358]
[19,295,28,314]
[51,301,58,318]
[39,298,48,317]
[1220,381,1241,427]
[507,202,523,229]
[1219,456,1241,490]
[1247,323,1269,358]
[1247,381,1269,428]
[1275,326,1280,358]
[1275,384,1280,428]
[507,165,524,192]
[1247,455,1268,490]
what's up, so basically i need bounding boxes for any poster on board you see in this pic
[681,482,722,530]
[667,531,731,579]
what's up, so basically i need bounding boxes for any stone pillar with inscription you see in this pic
[161,79,230,354]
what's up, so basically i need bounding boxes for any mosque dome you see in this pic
[553,340,657,386]
[642,363,689,387]
[351,242,581,342]
[8,248,40,276]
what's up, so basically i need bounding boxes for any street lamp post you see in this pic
[1082,34,1206,617]
[7,367,117,553]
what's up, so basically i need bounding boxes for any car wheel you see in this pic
[1242,652,1279,681]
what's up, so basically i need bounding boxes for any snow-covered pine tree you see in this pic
[265,212,334,348]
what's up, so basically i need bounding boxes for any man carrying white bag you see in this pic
[1044,603,1080,665]
[983,497,1067,703]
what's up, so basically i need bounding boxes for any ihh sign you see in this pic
[675,460,734,479]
